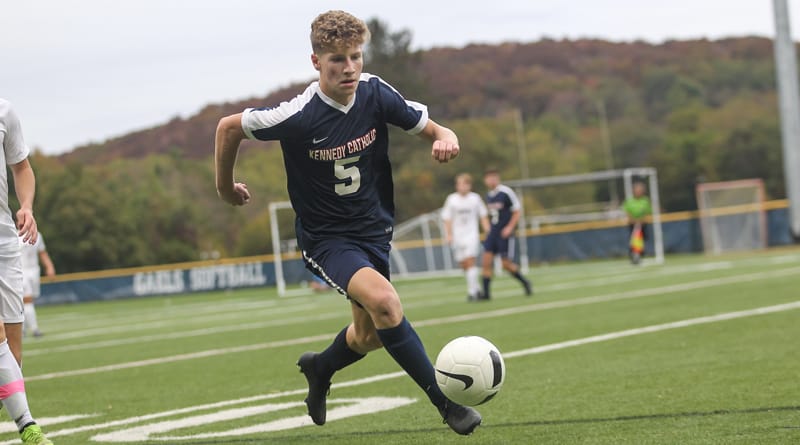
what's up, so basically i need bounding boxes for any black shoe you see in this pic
[297,352,330,425]
[438,400,482,435]
[522,278,533,297]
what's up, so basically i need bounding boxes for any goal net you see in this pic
[270,202,459,296]
[388,210,460,279]
[696,179,767,255]
[505,167,665,265]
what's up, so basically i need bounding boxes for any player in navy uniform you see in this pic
[215,10,481,436]
[481,169,532,300]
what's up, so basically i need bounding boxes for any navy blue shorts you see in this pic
[301,238,391,297]
[483,230,515,259]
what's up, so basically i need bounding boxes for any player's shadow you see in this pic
[173,405,800,445]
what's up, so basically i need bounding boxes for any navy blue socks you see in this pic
[376,317,447,409]
[482,276,491,299]
[316,326,366,379]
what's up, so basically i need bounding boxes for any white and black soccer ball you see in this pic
[435,336,506,406]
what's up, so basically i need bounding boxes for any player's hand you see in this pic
[16,208,38,244]
[219,182,251,206]
[431,140,459,163]
[446,234,453,244]
[501,226,513,239]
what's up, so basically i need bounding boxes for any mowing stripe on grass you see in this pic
[24,265,800,382]
[502,300,800,358]
[15,300,800,444]
[415,265,800,326]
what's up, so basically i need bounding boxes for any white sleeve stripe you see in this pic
[405,100,428,135]
[240,108,256,140]
[367,74,429,134]
[499,185,522,211]
[240,83,318,140]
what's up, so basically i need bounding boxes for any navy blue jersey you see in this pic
[485,184,521,232]
[241,74,428,243]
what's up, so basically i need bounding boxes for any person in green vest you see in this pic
[622,181,652,264]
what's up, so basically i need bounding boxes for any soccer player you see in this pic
[214,11,481,435]
[481,169,532,300]
[0,98,53,444]
[623,181,652,264]
[20,231,55,337]
[441,173,490,301]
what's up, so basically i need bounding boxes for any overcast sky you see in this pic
[2,0,797,155]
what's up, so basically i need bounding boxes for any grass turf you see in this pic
[6,249,800,444]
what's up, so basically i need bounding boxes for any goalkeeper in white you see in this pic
[441,173,490,301]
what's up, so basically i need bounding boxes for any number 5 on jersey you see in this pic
[334,156,362,196]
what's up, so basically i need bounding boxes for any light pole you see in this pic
[514,108,529,179]
[773,0,800,239]
[595,98,619,205]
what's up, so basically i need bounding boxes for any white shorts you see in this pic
[0,255,25,324]
[23,271,41,298]
[451,238,480,263]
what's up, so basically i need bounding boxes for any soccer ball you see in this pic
[434,336,506,406]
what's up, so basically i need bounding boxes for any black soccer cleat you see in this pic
[297,352,331,425]
[439,400,482,435]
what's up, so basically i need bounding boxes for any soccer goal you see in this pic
[505,167,665,265]
[388,210,460,279]
[269,201,316,297]
[695,179,768,255]
[270,201,460,296]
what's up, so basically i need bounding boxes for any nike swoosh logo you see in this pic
[436,369,474,389]
[312,136,329,144]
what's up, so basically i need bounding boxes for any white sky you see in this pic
[2,0,796,155]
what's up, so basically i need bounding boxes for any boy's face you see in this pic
[312,44,364,105]
[484,173,499,189]
[456,178,472,195]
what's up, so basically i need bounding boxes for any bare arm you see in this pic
[418,119,459,163]
[501,209,521,239]
[39,250,55,276]
[214,113,251,206]
[480,216,491,234]
[443,219,453,244]
[10,159,37,244]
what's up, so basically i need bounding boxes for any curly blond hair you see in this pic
[310,10,370,54]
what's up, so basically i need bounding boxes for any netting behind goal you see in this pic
[388,210,460,279]
[506,168,665,265]
[269,202,459,296]
[696,179,767,255]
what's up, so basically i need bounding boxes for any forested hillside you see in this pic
[22,20,788,272]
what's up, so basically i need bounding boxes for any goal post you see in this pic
[270,201,460,296]
[695,179,768,255]
[506,167,665,265]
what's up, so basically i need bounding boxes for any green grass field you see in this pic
[7,249,800,444]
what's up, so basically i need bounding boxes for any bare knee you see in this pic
[358,289,403,329]
[350,326,383,352]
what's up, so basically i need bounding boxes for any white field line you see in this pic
[40,298,289,333]
[26,260,660,333]
[26,290,503,358]
[415,265,800,326]
[15,299,800,444]
[28,287,484,356]
[25,311,348,357]
[28,258,755,349]
[24,265,800,382]
[34,302,319,343]
[503,300,800,358]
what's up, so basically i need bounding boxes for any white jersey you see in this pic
[441,192,488,243]
[21,232,45,275]
[0,99,30,256]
